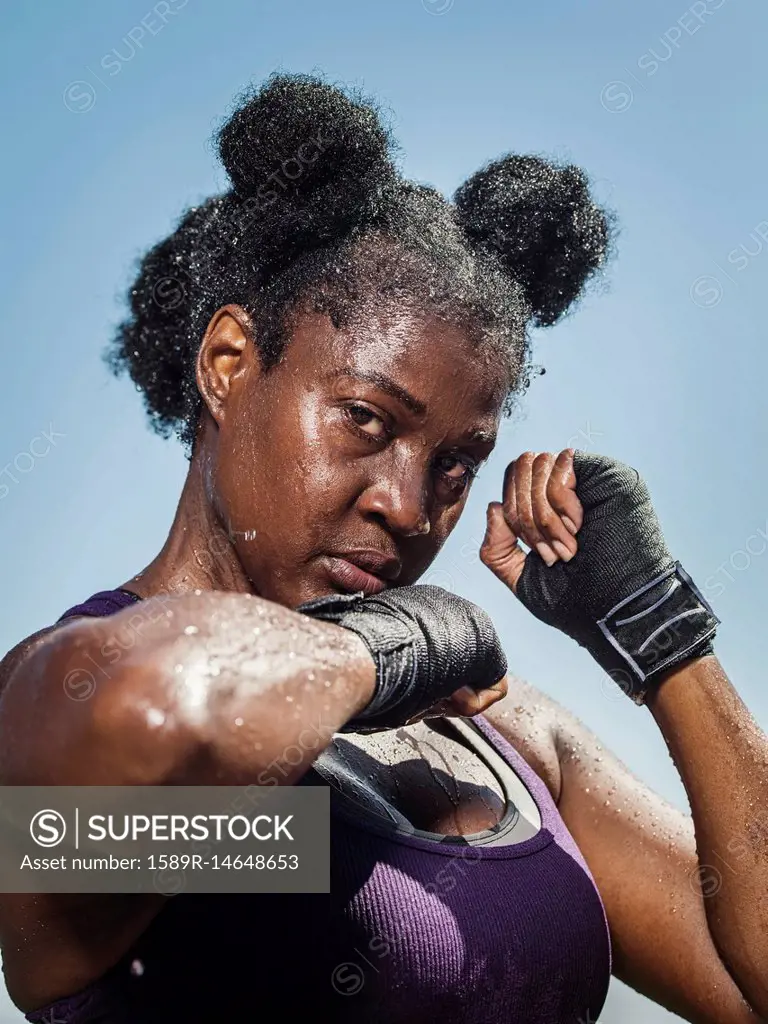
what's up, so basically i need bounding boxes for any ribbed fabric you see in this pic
[56,588,143,621]
[25,588,612,1024]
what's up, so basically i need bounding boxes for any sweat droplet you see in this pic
[234,717,244,727]
[184,625,199,636]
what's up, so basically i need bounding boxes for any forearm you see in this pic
[646,655,768,1015]
[0,591,375,787]
[154,591,377,785]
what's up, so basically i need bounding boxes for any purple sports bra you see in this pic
[22,588,612,1023]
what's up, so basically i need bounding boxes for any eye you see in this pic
[344,403,389,441]
[435,453,480,485]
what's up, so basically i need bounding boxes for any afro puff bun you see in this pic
[454,154,612,327]
[218,73,398,200]
[215,73,401,277]
[109,72,613,450]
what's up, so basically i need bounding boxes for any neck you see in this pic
[121,447,255,601]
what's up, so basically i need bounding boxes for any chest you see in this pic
[323,821,611,1024]
[315,719,520,836]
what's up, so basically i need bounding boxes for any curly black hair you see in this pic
[107,72,614,452]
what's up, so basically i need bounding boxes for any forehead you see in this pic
[288,308,508,418]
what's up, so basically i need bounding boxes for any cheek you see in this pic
[215,413,357,552]
[400,519,458,585]
[266,399,365,529]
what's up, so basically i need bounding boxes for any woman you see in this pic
[0,72,765,1023]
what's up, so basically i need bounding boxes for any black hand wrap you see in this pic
[515,452,719,704]
[296,585,508,732]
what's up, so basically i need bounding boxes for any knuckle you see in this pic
[517,507,536,531]
[479,543,498,565]
[537,509,554,529]
[478,545,493,567]
[547,476,570,500]
[501,502,519,527]
[546,485,566,508]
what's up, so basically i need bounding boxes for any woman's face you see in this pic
[199,305,508,609]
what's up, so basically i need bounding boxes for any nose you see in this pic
[357,468,432,538]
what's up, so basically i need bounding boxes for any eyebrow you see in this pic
[464,428,497,445]
[325,369,427,416]
[326,369,498,446]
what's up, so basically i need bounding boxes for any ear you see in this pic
[195,304,259,428]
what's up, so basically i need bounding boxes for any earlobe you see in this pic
[195,304,255,427]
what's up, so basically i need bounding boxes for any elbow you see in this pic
[707,919,768,1021]
[730,966,768,1022]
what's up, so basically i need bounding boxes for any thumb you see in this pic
[479,501,527,595]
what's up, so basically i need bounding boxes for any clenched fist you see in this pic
[480,449,719,703]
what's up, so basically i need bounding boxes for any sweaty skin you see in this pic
[0,308,763,1022]
[0,307,509,1008]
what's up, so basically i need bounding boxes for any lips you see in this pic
[323,550,402,597]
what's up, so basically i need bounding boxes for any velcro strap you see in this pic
[597,560,719,698]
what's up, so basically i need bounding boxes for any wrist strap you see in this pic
[296,590,418,725]
[597,561,719,704]
[297,585,507,731]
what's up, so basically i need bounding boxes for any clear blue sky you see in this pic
[1,1,766,1020]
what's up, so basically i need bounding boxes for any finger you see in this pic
[547,449,584,534]
[512,453,559,566]
[444,677,509,718]
[417,676,510,723]
[480,501,527,594]
[501,458,517,522]
[407,698,452,725]
[530,453,578,560]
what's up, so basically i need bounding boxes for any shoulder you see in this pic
[481,676,563,804]
[0,625,62,700]
[0,612,96,703]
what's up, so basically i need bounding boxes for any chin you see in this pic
[281,575,344,610]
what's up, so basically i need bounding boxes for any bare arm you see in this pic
[487,678,762,1024]
[0,591,377,1008]
[479,446,768,1016]
[644,656,768,1018]
[0,590,376,787]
